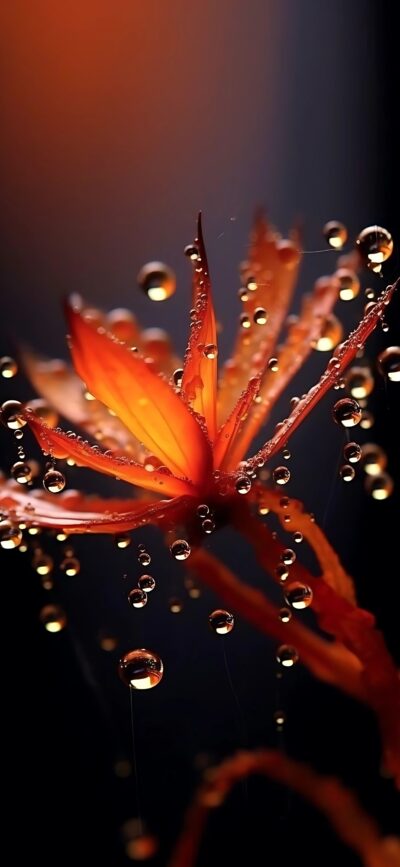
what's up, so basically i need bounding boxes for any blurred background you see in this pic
[0,1,399,865]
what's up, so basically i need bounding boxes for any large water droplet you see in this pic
[43,469,66,494]
[343,442,362,464]
[128,588,148,609]
[361,443,387,476]
[1,400,26,430]
[236,476,252,495]
[119,649,163,689]
[137,262,176,301]
[209,609,235,635]
[0,525,23,549]
[323,221,347,249]
[11,461,32,485]
[377,347,400,382]
[284,582,313,609]
[170,539,191,561]
[40,604,67,633]
[138,574,156,593]
[365,472,393,500]
[356,225,393,265]
[273,466,291,486]
[333,398,362,428]
[0,356,18,379]
[276,645,299,667]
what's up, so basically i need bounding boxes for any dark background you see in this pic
[0,2,399,865]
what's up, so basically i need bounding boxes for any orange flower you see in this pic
[1,213,399,782]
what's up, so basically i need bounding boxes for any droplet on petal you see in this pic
[184,244,199,260]
[254,307,268,325]
[268,357,279,372]
[128,588,148,609]
[323,221,347,249]
[170,539,191,561]
[1,400,26,430]
[118,649,163,689]
[365,473,393,501]
[276,645,299,667]
[43,469,66,494]
[173,368,183,387]
[203,343,218,359]
[273,466,291,486]
[138,574,156,593]
[40,604,67,633]
[137,262,176,301]
[332,398,362,428]
[0,356,18,379]
[356,225,393,266]
[343,442,362,464]
[377,347,400,382]
[209,609,235,635]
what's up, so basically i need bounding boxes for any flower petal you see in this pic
[24,411,194,498]
[218,211,301,424]
[247,279,398,469]
[181,213,217,441]
[213,375,261,470]
[65,301,212,484]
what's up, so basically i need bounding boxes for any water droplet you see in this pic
[273,466,291,486]
[118,649,163,689]
[268,357,279,372]
[169,597,183,614]
[137,262,176,301]
[293,531,303,544]
[365,472,393,501]
[122,819,158,860]
[361,443,387,476]
[323,221,347,249]
[11,460,32,485]
[26,398,59,428]
[333,397,362,428]
[128,588,148,609]
[335,268,360,301]
[246,276,257,291]
[276,645,299,667]
[138,551,151,566]
[203,343,218,359]
[345,366,374,399]
[40,604,67,633]
[0,356,18,379]
[340,463,356,482]
[312,314,343,351]
[196,504,210,518]
[115,534,131,549]
[170,539,191,561]
[343,442,362,464]
[282,448,291,460]
[236,475,252,495]
[56,531,68,542]
[209,609,235,635]
[284,582,313,609]
[282,548,296,566]
[1,400,26,430]
[274,709,286,727]
[240,313,251,329]
[61,556,80,577]
[184,244,199,260]
[173,368,183,387]
[202,518,215,534]
[98,630,118,651]
[0,525,22,549]
[254,307,268,325]
[138,574,156,593]
[33,553,53,575]
[360,409,374,429]
[275,563,289,582]
[43,469,66,494]
[356,225,393,265]
[279,607,292,623]
[377,346,400,382]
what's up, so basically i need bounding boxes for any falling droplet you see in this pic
[240,313,251,330]
[202,518,215,534]
[33,553,53,575]
[197,504,210,518]
[360,410,374,430]
[115,534,131,549]
[279,607,292,623]
[184,244,199,260]
[61,556,80,577]
[274,709,286,727]
[273,466,291,486]
[170,539,191,561]
[275,563,289,582]
[0,356,18,379]
[340,463,356,482]
[343,442,362,464]
[40,604,67,633]
[323,221,348,249]
[11,461,32,485]
[293,531,303,544]
[128,588,148,609]
[1,400,26,430]
[335,268,360,301]
[209,609,235,635]
[122,819,158,861]
[345,366,374,399]
[312,314,343,351]
[282,448,291,460]
[361,443,387,476]
[0,525,23,549]
[203,343,218,359]
[169,597,183,614]
[356,225,393,265]
[137,262,176,301]
[43,469,66,494]
[173,368,184,387]
[365,473,393,501]
[118,649,163,689]
[377,347,400,382]
[284,582,313,609]
[236,476,252,495]
[254,307,268,325]
[98,631,118,652]
[138,574,156,593]
[138,551,151,567]
[282,548,296,566]
[333,398,362,428]
[276,645,299,667]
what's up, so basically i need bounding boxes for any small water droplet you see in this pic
[184,244,199,260]
[276,644,299,667]
[274,709,286,727]
[209,609,235,635]
[119,649,163,689]
[11,460,32,485]
[138,551,151,566]
[98,630,118,651]
[293,531,303,543]
[196,504,210,518]
[173,368,184,387]
[170,539,191,561]
[323,221,347,249]
[361,443,387,476]
[254,307,268,325]
[61,556,80,577]
[340,463,356,482]
[128,588,148,609]
[0,525,22,549]
[0,356,18,379]
[169,597,183,613]
[138,574,156,593]
[40,604,67,633]
[273,466,291,486]
[333,397,362,428]
[202,518,215,534]
[268,357,279,372]
[1,400,26,430]
[275,563,289,582]
[360,409,374,429]
[365,472,393,500]
[33,553,53,575]
[281,548,296,566]
[279,607,292,623]
[345,366,374,399]
[312,314,343,351]
[335,268,360,301]
[246,276,257,291]
[137,262,176,301]
[240,313,251,330]
[343,442,362,464]
[115,534,131,549]
[236,475,252,495]
[377,346,400,382]
[356,225,393,265]
[203,343,218,359]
